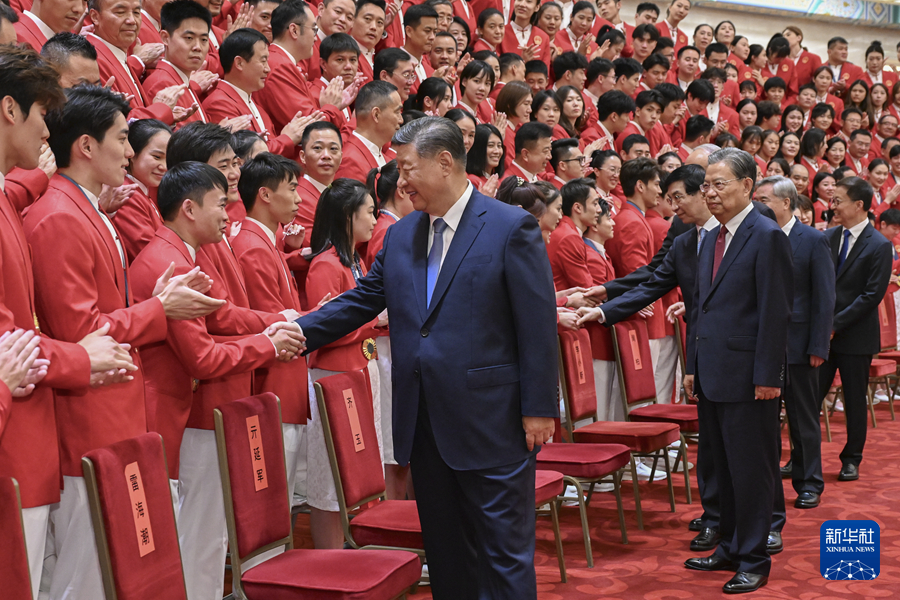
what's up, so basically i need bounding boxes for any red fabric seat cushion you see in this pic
[241,548,421,600]
[870,359,895,377]
[349,500,423,549]
[534,470,564,505]
[629,404,699,433]
[572,421,679,453]
[536,443,631,479]
[877,350,900,363]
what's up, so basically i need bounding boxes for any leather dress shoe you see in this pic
[780,461,792,479]
[767,531,783,554]
[723,572,768,594]
[795,491,820,509]
[690,527,722,551]
[688,518,703,532]
[684,555,738,572]
[838,464,859,481]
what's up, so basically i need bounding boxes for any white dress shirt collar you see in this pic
[431,181,473,230]
[352,131,386,166]
[246,216,277,246]
[272,43,299,65]
[183,240,197,262]
[511,22,531,46]
[23,11,55,40]
[781,215,797,236]
[720,201,754,242]
[78,184,126,266]
[304,174,329,194]
[844,217,868,240]
[142,9,160,32]
[162,59,191,84]
[220,80,266,132]
[0,171,5,193]
[511,161,537,182]
[89,33,131,65]
[700,215,719,232]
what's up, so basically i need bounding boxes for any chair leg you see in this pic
[821,397,832,443]
[629,455,644,530]
[565,477,594,568]
[661,448,676,512]
[679,434,692,505]
[867,383,878,428]
[549,500,566,583]
[585,481,596,507]
[649,451,660,483]
[612,470,628,544]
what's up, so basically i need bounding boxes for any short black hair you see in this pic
[238,151,301,211]
[47,85,130,169]
[827,36,848,49]
[810,102,835,122]
[684,114,714,143]
[550,137,579,170]
[881,208,900,226]
[705,42,728,58]
[634,89,663,109]
[231,129,266,160]
[686,79,715,103]
[0,45,65,125]
[0,3,18,26]
[271,0,310,39]
[499,52,524,74]
[636,2,660,16]
[404,3,438,29]
[837,175,874,211]
[160,0,212,35]
[596,28,625,49]
[586,57,613,85]
[633,23,660,43]
[700,67,726,83]
[613,57,643,80]
[763,76,786,92]
[596,90,635,121]
[654,81,685,104]
[356,80,398,115]
[41,32,98,66]
[560,177,595,217]
[320,32,360,61]
[459,59,495,92]
[219,28,267,74]
[622,134,650,154]
[166,122,234,167]
[620,156,661,197]
[642,53,669,72]
[757,101,781,123]
[300,120,342,149]
[654,36,674,54]
[677,45,700,59]
[471,49,498,63]
[739,80,757,93]
[157,161,228,221]
[662,163,705,195]
[514,121,552,156]
[552,51,589,81]
[374,47,412,78]
[850,128,873,142]
[571,0,595,19]
[525,59,548,77]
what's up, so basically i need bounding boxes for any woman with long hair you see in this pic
[445,108,478,152]
[825,137,847,171]
[466,123,505,195]
[798,127,828,191]
[845,80,871,127]
[449,16,472,55]
[495,81,533,168]
[555,1,598,56]
[456,59,496,123]
[305,178,383,549]
[766,157,790,177]
[556,85,588,138]
[809,170,836,230]
[868,83,889,127]
[531,90,567,140]
[589,149,622,213]
[780,104,805,135]
[114,119,172,263]
[776,131,801,166]
[413,77,453,116]
[658,152,683,173]
[735,98,758,136]
[740,126,765,175]
[757,129,781,165]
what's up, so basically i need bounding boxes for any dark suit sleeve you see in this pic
[504,212,559,418]
[833,238,893,333]
[601,241,680,324]
[296,230,390,352]
[604,216,690,299]
[754,227,793,388]
[807,233,836,360]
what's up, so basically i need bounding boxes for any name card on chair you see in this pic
[343,388,366,452]
[628,330,643,370]
[573,340,586,384]
[880,301,889,326]
[124,462,155,557]
[246,415,269,491]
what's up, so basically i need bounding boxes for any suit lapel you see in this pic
[830,227,840,265]
[410,211,430,321]
[707,209,757,298]
[789,223,803,256]
[697,224,716,303]
[158,225,195,265]
[838,224,871,280]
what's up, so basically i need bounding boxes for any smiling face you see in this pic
[130,130,169,189]
[89,112,133,187]
[869,163,889,189]
[318,0,355,34]
[208,146,241,202]
[485,132,503,170]
[667,180,706,224]
[593,155,620,192]
[250,0,280,41]
[92,0,143,51]
[395,143,459,213]
[826,141,845,166]
[537,5,562,37]
[513,0,538,25]
[429,34,458,68]
[454,116,476,152]
[539,195,563,232]
[462,71,492,105]
[815,175,835,200]
[677,49,699,79]
[234,40,270,92]
[191,186,230,244]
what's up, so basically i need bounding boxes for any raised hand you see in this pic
[153,264,227,319]
[220,115,254,132]
[319,77,345,109]
[282,111,326,145]
[224,3,255,39]
[153,83,188,111]
[98,182,140,215]
[190,69,219,93]
[173,102,200,122]
[491,112,508,136]
[135,42,165,68]
[479,173,499,198]
[341,73,367,109]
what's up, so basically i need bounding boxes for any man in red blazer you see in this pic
[401,4,437,94]
[23,85,223,600]
[825,37,865,98]
[352,0,385,84]
[335,80,402,182]
[507,121,552,183]
[295,121,342,247]
[138,0,164,44]
[309,32,363,123]
[301,0,354,79]
[14,0,82,50]
[603,156,661,278]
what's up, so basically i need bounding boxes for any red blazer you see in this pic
[23,174,168,477]
[204,26,225,77]
[142,61,209,126]
[728,53,753,84]
[469,0,514,24]
[761,59,798,98]
[138,11,163,45]
[863,71,897,96]
[472,38,499,54]
[648,122,672,156]
[615,121,649,154]
[358,53,375,84]
[452,0,477,39]
[553,28,597,59]
[130,226,276,476]
[365,210,401,268]
[292,176,323,248]
[790,50,821,87]
[505,160,539,183]
[0,188,92,508]
[582,240,616,361]
[232,219,309,425]
[645,209,675,338]
[305,247,378,371]
[13,15,47,51]
[4,167,49,214]
[8,0,32,13]
[202,81,297,159]
[589,15,614,39]
[702,103,740,137]
[579,121,615,149]
[111,183,163,264]
[456,98,495,124]
[299,38,322,83]
[603,200,654,278]
[335,133,396,183]
[500,24,551,67]
[845,153,871,178]
[832,61,865,89]
[654,20,688,51]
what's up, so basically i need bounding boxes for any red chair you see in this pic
[214,393,421,599]
[0,477,33,600]
[611,320,697,504]
[557,329,681,530]
[534,470,567,582]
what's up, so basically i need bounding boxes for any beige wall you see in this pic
[618,0,899,67]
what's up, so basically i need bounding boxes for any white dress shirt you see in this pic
[868,70,883,84]
[707,100,720,124]
[407,53,427,83]
[502,0,511,24]
[829,63,843,82]
[511,22,531,47]
[352,131,387,167]
[781,215,796,236]
[427,182,473,271]
[304,174,329,194]
[838,217,869,257]
[220,80,267,133]
[719,201,754,255]
[79,185,126,268]
[183,240,197,262]
[559,0,573,27]
[162,60,208,121]
[511,161,538,182]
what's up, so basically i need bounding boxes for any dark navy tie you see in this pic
[836,229,851,273]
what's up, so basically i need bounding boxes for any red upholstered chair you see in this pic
[557,329,681,530]
[868,357,897,421]
[81,433,187,600]
[611,320,696,504]
[877,349,900,419]
[534,470,567,582]
[214,393,421,600]
[0,477,33,600]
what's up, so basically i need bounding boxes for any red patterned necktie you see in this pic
[712,226,727,281]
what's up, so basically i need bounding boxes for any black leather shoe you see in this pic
[780,461,792,479]
[795,491,820,509]
[767,531,783,554]
[838,464,859,481]
[684,555,738,572]
[688,518,703,532]
[723,572,768,594]
[690,528,722,551]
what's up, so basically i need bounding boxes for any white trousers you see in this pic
[21,504,50,600]
[47,476,103,600]
[374,336,396,465]
[292,374,316,504]
[650,335,678,403]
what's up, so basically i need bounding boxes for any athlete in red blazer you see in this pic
[138,10,163,45]
[143,60,210,126]
[335,133,397,183]
[500,23,550,67]
[791,50,821,87]
[202,81,298,158]
[452,0,476,37]
[13,14,49,50]
[655,19,688,51]
[604,199,655,278]
[4,167,50,214]
[111,179,164,263]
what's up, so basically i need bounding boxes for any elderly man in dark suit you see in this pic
[294,116,559,599]
[683,148,793,594]
[755,176,835,509]
[817,177,893,482]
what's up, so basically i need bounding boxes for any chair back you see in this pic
[315,370,386,512]
[611,320,658,414]
[879,299,896,351]
[0,477,33,600]
[214,393,292,584]
[82,433,187,600]
[558,330,598,435]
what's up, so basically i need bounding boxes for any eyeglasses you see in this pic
[600,167,621,175]
[561,156,588,166]
[394,70,417,82]
[699,178,741,193]
[298,24,318,35]
[667,192,688,204]
[830,197,854,206]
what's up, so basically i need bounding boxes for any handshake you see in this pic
[265,314,306,362]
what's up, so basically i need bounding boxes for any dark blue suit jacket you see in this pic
[692,207,793,402]
[826,222,893,356]
[786,221,835,365]
[297,189,559,470]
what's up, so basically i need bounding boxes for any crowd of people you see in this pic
[0,0,897,597]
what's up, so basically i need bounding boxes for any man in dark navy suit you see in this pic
[682,148,792,594]
[755,177,835,509]
[295,117,559,599]
[817,176,893,482]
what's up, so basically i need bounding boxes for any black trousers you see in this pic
[410,398,537,600]
[784,362,825,494]
[818,352,873,467]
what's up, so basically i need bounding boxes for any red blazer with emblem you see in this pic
[22,174,168,477]
[111,182,163,264]
[761,59,798,99]
[335,133,396,183]
[603,200,654,278]
[142,61,209,127]
[202,81,297,159]
[791,50,821,87]
[648,121,673,156]
[232,219,310,424]
[130,226,277,476]
[654,20,688,51]
[469,0,514,24]
[4,167,49,215]
[832,61,865,89]
[0,187,92,507]
[456,98,495,124]
[13,15,47,51]
[580,121,616,149]
[862,70,897,96]
[500,24,550,67]
[553,28,598,59]
[702,103,740,138]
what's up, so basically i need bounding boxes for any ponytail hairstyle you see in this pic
[309,178,372,267]
[366,160,400,211]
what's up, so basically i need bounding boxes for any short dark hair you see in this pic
[763,76,786,92]
[41,32,98,68]
[356,80,398,115]
[459,59,495,92]
[636,2,660,16]
[300,120,342,149]
[620,157,661,197]
[157,161,228,221]
[622,134,650,154]
[881,208,900,226]
[766,35,790,59]
[739,79,757,93]
[514,121,552,156]
[0,3,18,25]
[799,127,827,159]
[596,90,635,121]
[356,0,386,15]
[552,51,589,81]
[634,89,663,109]
[586,57,613,85]
[0,45,66,125]
[705,42,728,58]
[677,45,700,59]
[374,47,412,79]
[160,0,212,35]
[850,128,873,142]
[392,115,467,166]
[219,28,267,74]
[231,129,266,160]
[633,23,660,42]
[499,52,524,74]
[655,81,685,105]
[700,67,726,83]
[810,102,835,122]
[320,32,360,61]
[841,107,863,121]
[404,3,438,29]
[128,119,172,158]
[238,151,301,211]
[166,122,234,167]
[837,176,875,211]
[571,0,595,19]
[550,137,579,170]
[642,53,669,72]
[613,57,643,81]
[271,0,310,39]
[47,85,130,169]
[525,59,549,78]
[413,77,451,112]
[495,81,532,119]
[757,100,781,123]
[684,114,713,143]
[827,36,848,49]
[662,163,705,195]
[686,79,715,103]
[471,49,498,63]
[654,36,674,53]
[560,177,595,216]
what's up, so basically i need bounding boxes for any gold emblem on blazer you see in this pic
[802,56,809,64]
[33,313,40,333]
[362,338,378,360]
[534,35,542,44]
[782,64,789,72]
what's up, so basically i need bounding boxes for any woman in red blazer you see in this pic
[466,123,505,196]
[456,59,497,124]
[495,81,532,170]
[531,90,569,141]
[113,119,171,264]
[500,0,550,66]
[304,178,384,549]
[473,8,504,54]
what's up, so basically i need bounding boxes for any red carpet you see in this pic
[276,402,899,598]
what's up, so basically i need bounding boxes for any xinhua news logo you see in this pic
[820,520,880,580]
